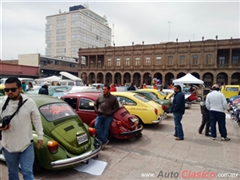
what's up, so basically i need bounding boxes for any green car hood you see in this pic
[51,120,91,155]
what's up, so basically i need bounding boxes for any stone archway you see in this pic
[105,72,112,85]
[143,72,151,85]
[165,72,174,87]
[123,72,131,85]
[154,73,162,83]
[114,72,121,85]
[203,72,213,87]
[191,72,200,79]
[133,73,141,87]
[89,72,95,84]
[97,73,103,83]
[177,72,186,79]
[217,72,228,85]
[231,72,240,85]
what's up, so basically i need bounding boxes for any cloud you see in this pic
[1,1,239,59]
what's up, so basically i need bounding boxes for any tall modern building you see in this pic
[45,5,111,58]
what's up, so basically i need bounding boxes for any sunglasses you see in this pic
[4,88,19,92]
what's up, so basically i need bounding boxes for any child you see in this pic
[198,96,210,136]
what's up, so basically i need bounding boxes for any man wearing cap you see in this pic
[38,82,49,95]
[205,84,230,141]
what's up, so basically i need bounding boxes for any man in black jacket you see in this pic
[94,84,119,149]
[38,82,49,95]
[170,85,185,140]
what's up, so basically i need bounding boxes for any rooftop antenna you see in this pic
[112,23,115,45]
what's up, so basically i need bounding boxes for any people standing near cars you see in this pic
[110,83,117,92]
[0,77,43,180]
[127,83,136,91]
[205,84,230,141]
[94,85,103,92]
[94,84,119,149]
[38,82,49,95]
[21,81,26,92]
[26,82,33,91]
[170,85,185,140]
[198,96,210,136]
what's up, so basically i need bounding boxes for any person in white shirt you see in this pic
[0,77,43,180]
[94,85,103,92]
[205,84,230,141]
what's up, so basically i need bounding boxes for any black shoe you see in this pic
[198,130,202,134]
[205,134,211,136]
[175,137,184,140]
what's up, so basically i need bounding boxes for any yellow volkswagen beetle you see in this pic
[111,92,164,124]
[141,89,168,100]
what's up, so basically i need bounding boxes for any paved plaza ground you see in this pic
[0,103,239,180]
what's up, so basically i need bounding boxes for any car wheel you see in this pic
[33,156,42,173]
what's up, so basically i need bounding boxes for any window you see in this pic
[180,56,185,65]
[63,98,77,110]
[125,58,130,66]
[135,57,140,66]
[45,24,52,30]
[116,96,137,106]
[192,55,198,65]
[39,103,76,122]
[57,15,66,22]
[219,56,225,65]
[46,31,52,37]
[57,29,66,35]
[116,58,120,66]
[46,37,51,42]
[79,98,95,110]
[56,35,65,41]
[168,56,173,65]
[107,58,112,66]
[56,48,66,53]
[56,22,66,29]
[156,56,161,65]
[145,57,151,65]
[56,42,65,47]
[45,49,51,55]
[206,54,212,64]
[46,43,52,48]
[71,34,81,40]
[232,56,239,65]
[98,60,102,67]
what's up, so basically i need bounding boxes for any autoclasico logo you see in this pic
[156,170,239,179]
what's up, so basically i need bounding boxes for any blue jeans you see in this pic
[173,113,184,139]
[209,110,227,138]
[95,115,113,144]
[3,143,34,180]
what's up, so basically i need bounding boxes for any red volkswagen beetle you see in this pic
[61,92,143,140]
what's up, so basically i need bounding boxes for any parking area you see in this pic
[0,103,240,180]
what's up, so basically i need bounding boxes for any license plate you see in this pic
[77,133,88,145]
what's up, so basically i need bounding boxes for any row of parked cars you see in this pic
[0,85,177,172]
[1,82,199,173]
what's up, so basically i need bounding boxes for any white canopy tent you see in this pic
[173,73,204,84]
[35,76,61,82]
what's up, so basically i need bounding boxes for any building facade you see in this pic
[78,38,240,87]
[45,4,111,58]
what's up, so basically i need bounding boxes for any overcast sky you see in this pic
[1,0,239,60]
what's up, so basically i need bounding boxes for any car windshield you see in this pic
[133,94,149,102]
[53,86,70,92]
[39,103,76,122]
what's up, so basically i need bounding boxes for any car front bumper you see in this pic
[51,138,102,169]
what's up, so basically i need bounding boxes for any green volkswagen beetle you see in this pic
[0,94,101,171]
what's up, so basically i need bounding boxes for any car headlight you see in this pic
[130,117,139,125]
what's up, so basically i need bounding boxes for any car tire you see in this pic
[33,156,42,173]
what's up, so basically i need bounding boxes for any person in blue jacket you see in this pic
[170,85,185,140]
[38,82,49,95]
